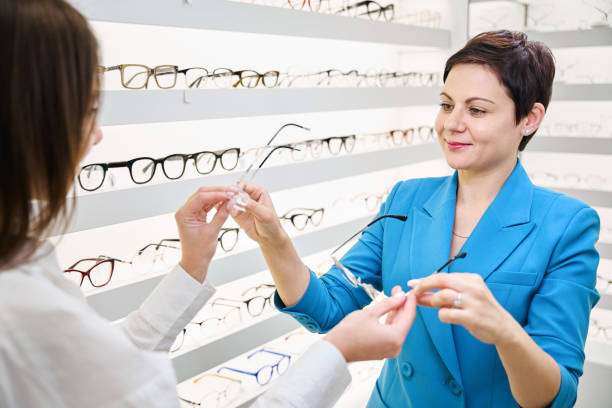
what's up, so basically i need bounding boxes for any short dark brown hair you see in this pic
[443,30,555,151]
[0,0,99,269]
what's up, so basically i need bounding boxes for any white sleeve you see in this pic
[118,265,216,352]
[249,340,352,408]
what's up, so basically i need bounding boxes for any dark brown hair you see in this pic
[0,0,99,269]
[443,30,555,151]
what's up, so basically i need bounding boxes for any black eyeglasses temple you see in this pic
[435,251,467,273]
[331,214,407,257]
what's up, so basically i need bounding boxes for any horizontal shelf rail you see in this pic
[71,0,451,47]
[529,137,612,155]
[88,215,372,320]
[556,188,612,208]
[99,87,441,126]
[527,27,612,49]
[67,143,440,233]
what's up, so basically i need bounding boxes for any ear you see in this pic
[521,102,546,136]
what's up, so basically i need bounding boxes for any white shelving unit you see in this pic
[71,0,451,47]
[65,1,612,407]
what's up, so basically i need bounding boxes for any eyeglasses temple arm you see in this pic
[330,214,407,257]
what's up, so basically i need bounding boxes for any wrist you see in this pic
[259,228,291,250]
[324,332,354,363]
[495,310,523,349]
[179,259,209,283]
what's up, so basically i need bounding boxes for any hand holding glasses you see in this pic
[229,123,310,213]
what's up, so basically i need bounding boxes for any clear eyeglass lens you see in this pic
[162,155,186,179]
[122,65,149,89]
[219,230,238,252]
[89,260,113,287]
[195,152,217,174]
[79,164,105,191]
[212,69,236,88]
[185,68,208,88]
[154,65,177,88]
[220,149,239,170]
[131,158,156,183]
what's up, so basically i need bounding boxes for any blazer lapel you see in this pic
[405,172,462,384]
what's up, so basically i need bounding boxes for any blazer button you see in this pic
[400,362,414,379]
[447,379,462,396]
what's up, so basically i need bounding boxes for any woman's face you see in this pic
[434,63,525,173]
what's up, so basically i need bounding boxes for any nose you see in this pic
[444,107,467,134]
[92,125,103,146]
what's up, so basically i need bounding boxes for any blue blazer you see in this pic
[275,161,600,407]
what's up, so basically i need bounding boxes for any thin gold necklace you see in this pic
[452,230,470,239]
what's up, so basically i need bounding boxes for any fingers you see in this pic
[416,288,461,309]
[210,202,230,229]
[240,183,268,202]
[407,273,467,297]
[368,289,407,317]
[384,286,404,324]
[179,190,234,218]
[438,307,471,326]
[232,193,275,222]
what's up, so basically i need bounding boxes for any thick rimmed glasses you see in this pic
[178,373,242,408]
[212,283,276,317]
[100,64,180,89]
[290,135,356,161]
[78,148,240,191]
[335,0,394,21]
[287,0,327,12]
[209,68,280,89]
[217,349,291,385]
[64,255,131,288]
[280,208,324,230]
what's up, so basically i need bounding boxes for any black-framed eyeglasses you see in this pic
[335,1,394,21]
[279,208,325,230]
[63,255,132,288]
[217,348,291,385]
[141,229,239,255]
[100,64,179,89]
[78,147,241,191]
[208,68,280,89]
[287,0,328,12]
[212,283,276,317]
[288,134,356,161]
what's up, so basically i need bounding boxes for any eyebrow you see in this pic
[439,92,495,105]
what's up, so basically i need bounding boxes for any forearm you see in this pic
[260,234,311,307]
[496,320,561,408]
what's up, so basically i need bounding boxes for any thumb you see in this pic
[387,291,417,334]
[368,291,407,318]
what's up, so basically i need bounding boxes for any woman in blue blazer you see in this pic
[229,30,600,407]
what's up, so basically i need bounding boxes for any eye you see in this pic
[469,107,486,116]
[439,102,453,112]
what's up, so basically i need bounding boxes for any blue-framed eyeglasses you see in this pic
[217,348,291,386]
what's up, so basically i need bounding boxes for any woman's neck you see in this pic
[456,156,517,207]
